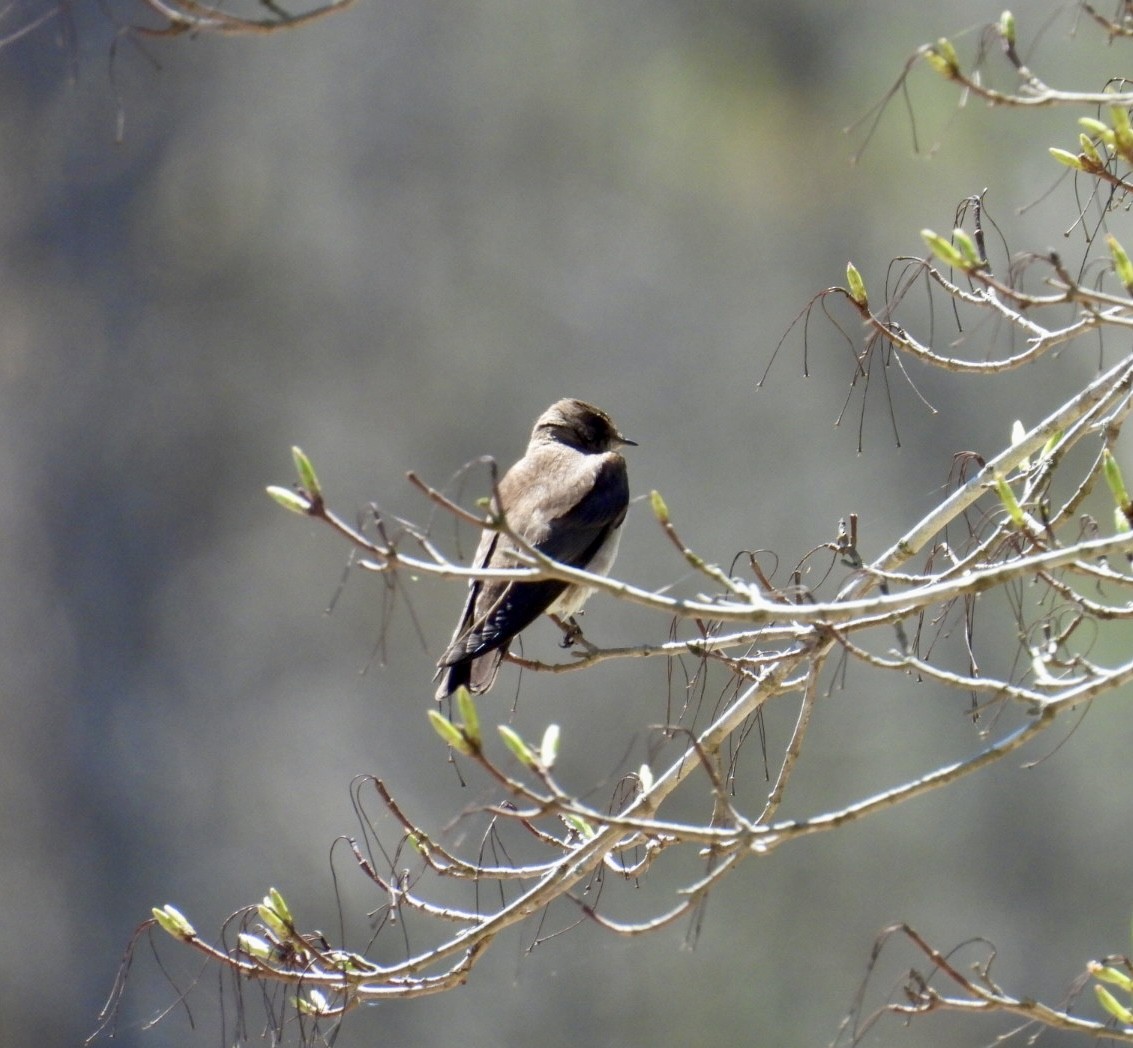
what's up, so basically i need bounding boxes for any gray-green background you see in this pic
[2,2,1129,1045]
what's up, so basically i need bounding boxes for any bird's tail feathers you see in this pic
[433,649,505,701]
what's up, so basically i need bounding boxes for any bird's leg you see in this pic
[550,614,586,649]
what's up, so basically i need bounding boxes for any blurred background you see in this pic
[2,1,1131,1045]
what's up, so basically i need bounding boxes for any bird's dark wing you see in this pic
[434,528,506,664]
[529,455,629,566]
[434,538,512,697]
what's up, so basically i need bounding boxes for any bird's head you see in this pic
[531,398,636,454]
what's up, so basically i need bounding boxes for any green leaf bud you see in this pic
[920,229,966,270]
[1095,984,1133,1024]
[540,724,561,768]
[266,485,313,515]
[151,904,196,939]
[998,10,1015,47]
[994,472,1025,527]
[1048,147,1087,171]
[290,446,322,499]
[845,261,868,306]
[454,685,481,749]
[427,709,474,755]
[497,724,537,768]
[1107,234,1133,293]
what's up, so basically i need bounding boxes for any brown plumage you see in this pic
[434,399,634,700]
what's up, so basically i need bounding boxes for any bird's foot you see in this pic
[551,614,586,649]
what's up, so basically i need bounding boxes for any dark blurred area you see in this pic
[1,1,1129,1045]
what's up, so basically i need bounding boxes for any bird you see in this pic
[434,398,635,701]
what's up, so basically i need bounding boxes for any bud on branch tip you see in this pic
[993,472,1025,527]
[498,724,537,768]
[1107,234,1133,293]
[1103,448,1131,509]
[998,10,1015,47]
[540,724,560,768]
[1048,147,1087,172]
[920,229,966,270]
[923,37,959,77]
[845,261,868,306]
[454,686,481,748]
[428,709,475,756]
[1096,984,1133,1025]
[266,485,313,515]
[152,904,196,939]
[951,228,981,269]
[1093,962,1133,993]
[290,446,322,499]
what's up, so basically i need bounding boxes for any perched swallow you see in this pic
[434,399,634,700]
